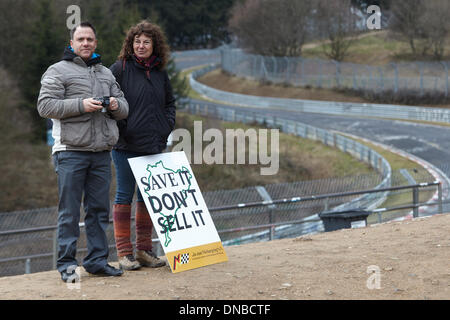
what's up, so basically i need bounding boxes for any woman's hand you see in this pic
[109,97,119,111]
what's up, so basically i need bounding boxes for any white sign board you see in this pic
[128,151,227,273]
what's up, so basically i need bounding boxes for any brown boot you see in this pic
[118,254,141,271]
[136,250,166,268]
[134,202,165,268]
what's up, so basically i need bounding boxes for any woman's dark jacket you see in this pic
[110,56,176,154]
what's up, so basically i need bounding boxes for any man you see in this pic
[37,22,129,282]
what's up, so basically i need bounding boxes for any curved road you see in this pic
[173,50,450,190]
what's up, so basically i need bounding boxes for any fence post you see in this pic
[367,66,373,90]
[300,58,305,86]
[260,55,264,79]
[285,57,290,83]
[441,62,449,98]
[25,258,31,274]
[412,187,419,218]
[438,182,443,214]
[335,61,341,88]
[269,209,274,241]
[229,49,233,74]
[220,48,225,71]
[318,60,323,88]
[392,63,399,93]
[252,55,256,78]
[255,186,275,241]
[52,229,57,270]
[272,56,277,81]
[261,57,269,81]
[419,62,424,96]
[379,66,384,92]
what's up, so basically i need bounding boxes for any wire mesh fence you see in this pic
[0,166,443,277]
[190,64,450,123]
[221,47,450,97]
[172,48,221,70]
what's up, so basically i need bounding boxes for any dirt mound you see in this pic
[0,213,449,300]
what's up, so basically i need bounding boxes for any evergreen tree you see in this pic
[22,0,66,140]
[351,0,391,11]
[144,0,234,49]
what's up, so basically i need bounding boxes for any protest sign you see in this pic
[128,151,228,273]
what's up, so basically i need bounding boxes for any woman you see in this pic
[110,20,176,270]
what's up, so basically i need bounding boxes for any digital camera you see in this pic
[94,96,110,113]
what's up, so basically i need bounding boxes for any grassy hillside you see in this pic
[173,112,374,191]
[302,31,450,65]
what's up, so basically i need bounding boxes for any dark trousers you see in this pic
[53,151,112,273]
[111,149,147,204]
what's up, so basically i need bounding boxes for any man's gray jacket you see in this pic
[37,47,129,154]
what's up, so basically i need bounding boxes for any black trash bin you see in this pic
[319,209,371,232]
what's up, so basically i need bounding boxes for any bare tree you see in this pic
[421,0,450,60]
[229,0,313,57]
[389,0,430,57]
[390,0,449,60]
[315,0,359,61]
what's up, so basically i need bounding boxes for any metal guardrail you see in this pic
[0,180,442,273]
[216,181,443,246]
[7,166,432,277]
[190,64,450,124]
[0,216,162,273]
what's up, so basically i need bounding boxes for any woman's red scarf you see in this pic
[133,54,160,78]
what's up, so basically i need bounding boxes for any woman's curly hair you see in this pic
[118,20,170,70]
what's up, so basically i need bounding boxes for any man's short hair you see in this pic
[70,21,97,39]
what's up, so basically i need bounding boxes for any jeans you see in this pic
[52,151,112,274]
[111,149,149,204]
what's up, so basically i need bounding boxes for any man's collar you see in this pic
[62,46,102,66]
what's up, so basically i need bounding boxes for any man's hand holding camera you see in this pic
[83,96,119,113]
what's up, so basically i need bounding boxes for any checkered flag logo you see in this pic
[173,252,191,271]
[180,253,190,264]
